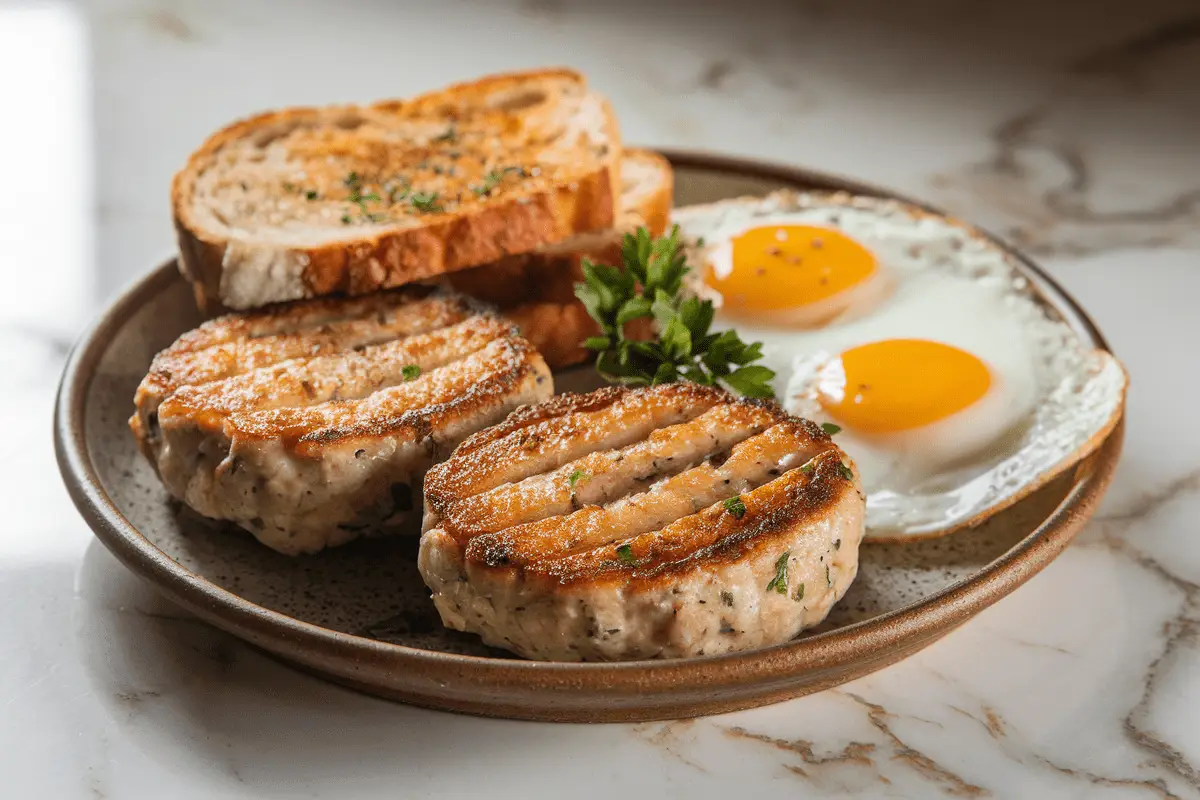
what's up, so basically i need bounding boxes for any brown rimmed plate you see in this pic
[55,151,1123,723]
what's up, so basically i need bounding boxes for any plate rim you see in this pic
[54,149,1124,720]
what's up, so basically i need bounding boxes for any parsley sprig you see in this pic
[342,172,387,223]
[473,166,522,197]
[766,551,790,594]
[723,495,747,519]
[410,191,442,213]
[386,179,411,204]
[574,227,776,398]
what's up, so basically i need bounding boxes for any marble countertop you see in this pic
[3,0,1198,796]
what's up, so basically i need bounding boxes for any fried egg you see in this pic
[703,222,892,328]
[674,191,1127,540]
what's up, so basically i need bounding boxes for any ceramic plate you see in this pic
[55,151,1123,722]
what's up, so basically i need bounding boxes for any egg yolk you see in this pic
[705,225,877,315]
[816,339,992,434]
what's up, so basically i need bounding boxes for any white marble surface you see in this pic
[2,0,1198,796]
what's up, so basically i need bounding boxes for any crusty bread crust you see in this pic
[174,69,621,312]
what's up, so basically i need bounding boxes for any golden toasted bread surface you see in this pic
[174,69,621,311]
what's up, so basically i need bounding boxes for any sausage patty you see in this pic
[131,287,552,555]
[418,383,866,661]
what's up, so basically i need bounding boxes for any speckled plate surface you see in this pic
[55,151,1123,722]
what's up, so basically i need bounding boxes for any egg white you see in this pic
[673,191,1128,539]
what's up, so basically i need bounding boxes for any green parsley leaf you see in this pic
[678,296,714,343]
[615,544,636,565]
[680,363,715,385]
[651,288,677,328]
[387,180,411,204]
[800,463,815,475]
[401,364,421,381]
[652,361,678,385]
[472,166,521,196]
[723,495,746,519]
[724,365,776,398]
[347,183,385,219]
[731,340,765,366]
[616,296,653,327]
[340,214,352,224]
[433,123,456,143]
[701,329,742,376]
[765,551,789,594]
[658,317,692,362]
[344,171,361,188]
[573,281,608,325]
[645,227,688,295]
[582,336,611,351]
[305,190,319,201]
[568,469,588,488]
[574,226,776,397]
[838,462,854,481]
[410,191,442,213]
[620,228,651,285]
[794,582,805,602]
[582,260,636,313]
[820,422,842,436]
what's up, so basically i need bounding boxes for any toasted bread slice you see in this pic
[419,384,865,661]
[175,69,621,311]
[131,288,552,555]
[444,149,673,368]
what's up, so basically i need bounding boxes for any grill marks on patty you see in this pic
[144,289,472,393]
[438,401,783,541]
[523,450,852,587]
[134,288,545,455]
[162,316,508,418]
[423,383,721,506]
[423,383,847,588]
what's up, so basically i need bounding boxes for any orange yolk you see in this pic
[705,225,877,315]
[816,339,992,434]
